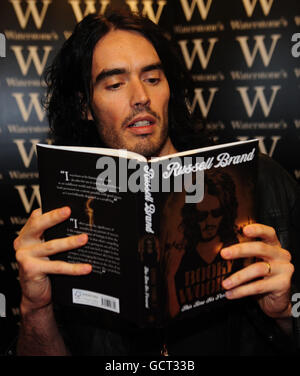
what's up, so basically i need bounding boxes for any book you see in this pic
[37,139,258,327]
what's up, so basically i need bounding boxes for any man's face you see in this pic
[88,29,174,157]
[196,193,223,241]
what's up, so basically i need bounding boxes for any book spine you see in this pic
[137,163,161,326]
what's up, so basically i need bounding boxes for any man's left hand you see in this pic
[221,223,294,319]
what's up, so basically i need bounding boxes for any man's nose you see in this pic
[130,79,150,109]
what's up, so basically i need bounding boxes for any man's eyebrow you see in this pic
[141,63,163,73]
[94,68,126,84]
[94,63,163,84]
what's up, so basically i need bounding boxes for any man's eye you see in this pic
[146,77,160,85]
[106,82,123,90]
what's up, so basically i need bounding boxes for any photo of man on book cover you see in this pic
[160,168,256,319]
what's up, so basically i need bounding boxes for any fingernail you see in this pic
[60,207,70,216]
[223,279,232,289]
[222,248,231,258]
[77,234,87,244]
[244,225,254,236]
[82,264,92,274]
[225,290,233,299]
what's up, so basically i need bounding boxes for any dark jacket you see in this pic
[57,153,300,356]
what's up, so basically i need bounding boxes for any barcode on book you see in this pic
[72,289,120,313]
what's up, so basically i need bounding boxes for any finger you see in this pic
[17,207,71,246]
[243,223,280,246]
[221,241,291,262]
[35,258,92,276]
[224,277,273,299]
[14,208,42,250]
[224,272,291,300]
[222,261,273,291]
[29,233,88,258]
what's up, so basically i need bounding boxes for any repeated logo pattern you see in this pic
[0,0,299,350]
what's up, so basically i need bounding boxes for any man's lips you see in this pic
[202,226,217,233]
[126,115,157,135]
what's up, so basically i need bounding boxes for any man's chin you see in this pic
[201,234,218,242]
[127,137,169,158]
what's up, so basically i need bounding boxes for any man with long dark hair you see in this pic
[14,11,300,356]
[162,171,241,319]
[181,171,239,250]
[43,12,209,152]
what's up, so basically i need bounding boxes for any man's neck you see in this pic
[196,236,222,264]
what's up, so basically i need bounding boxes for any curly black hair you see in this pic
[43,11,211,151]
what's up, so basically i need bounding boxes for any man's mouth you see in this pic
[128,120,154,128]
[203,226,216,231]
[126,115,157,135]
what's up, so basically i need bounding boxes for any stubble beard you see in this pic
[198,224,219,243]
[133,123,169,158]
[95,108,170,158]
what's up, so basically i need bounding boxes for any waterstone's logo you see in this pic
[291,33,300,58]
[0,293,6,317]
[0,33,6,57]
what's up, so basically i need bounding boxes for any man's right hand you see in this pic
[14,206,92,314]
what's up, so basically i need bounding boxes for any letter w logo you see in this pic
[237,86,280,117]
[189,88,219,118]
[178,38,218,70]
[242,0,274,17]
[126,1,167,24]
[12,93,45,122]
[14,185,41,213]
[180,0,213,21]
[9,0,52,30]
[68,0,110,23]
[236,35,281,68]
[10,45,53,76]
[13,139,39,168]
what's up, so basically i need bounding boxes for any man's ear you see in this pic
[79,92,93,121]
[87,107,93,121]
[82,105,93,121]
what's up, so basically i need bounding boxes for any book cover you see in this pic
[37,139,258,327]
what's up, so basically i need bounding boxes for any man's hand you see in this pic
[14,207,92,313]
[221,223,294,319]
